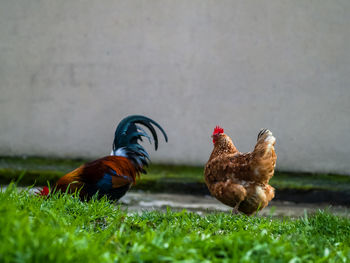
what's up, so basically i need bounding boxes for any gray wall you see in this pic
[1,1,350,174]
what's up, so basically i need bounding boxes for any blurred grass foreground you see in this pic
[0,184,349,262]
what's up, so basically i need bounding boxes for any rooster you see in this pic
[204,126,276,215]
[39,115,168,201]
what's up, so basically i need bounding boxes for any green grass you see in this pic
[0,184,349,263]
[1,156,350,192]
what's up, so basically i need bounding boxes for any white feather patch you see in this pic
[255,186,266,200]
[112,148,128,157]
[264,135,275,144]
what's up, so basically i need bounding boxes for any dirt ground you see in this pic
[120,191,350,217]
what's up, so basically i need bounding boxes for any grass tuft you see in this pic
[0,185,349,262]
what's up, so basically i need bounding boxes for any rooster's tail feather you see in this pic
[112,115,168,173]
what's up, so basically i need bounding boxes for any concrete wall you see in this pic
[1,0,350,174]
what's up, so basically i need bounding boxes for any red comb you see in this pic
[213,126,224,135]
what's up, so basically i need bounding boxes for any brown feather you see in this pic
[204,129,277,215]
[55,156,139,198]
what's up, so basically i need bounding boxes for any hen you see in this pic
[204,126,277,215]
[39,115,168,201]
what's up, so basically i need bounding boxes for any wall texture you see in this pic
[1,1,350,174]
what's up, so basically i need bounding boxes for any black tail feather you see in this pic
[112,115,168,173]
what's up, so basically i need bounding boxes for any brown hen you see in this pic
[204,126,277,215]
